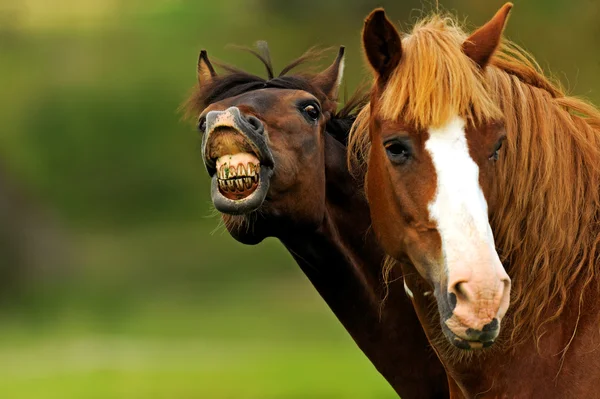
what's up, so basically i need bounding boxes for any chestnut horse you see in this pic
[350,3,600,397]
[183,45,448,397]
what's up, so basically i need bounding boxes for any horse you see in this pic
[182,44,449,398]
[350,3,600,397]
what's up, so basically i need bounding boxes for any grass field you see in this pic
[0,226,397,399]
[0,285,397,398]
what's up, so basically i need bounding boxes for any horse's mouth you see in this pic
[442,323,496,351]
[215,153,261,200]
[203,125,274,215]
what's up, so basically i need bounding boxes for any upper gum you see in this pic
[215,152,260,169]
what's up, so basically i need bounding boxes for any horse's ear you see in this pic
[463,3,513,69]
[362,8,402,83]
[311,46,345,101]
[197,50,217,86]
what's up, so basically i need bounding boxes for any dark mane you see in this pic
[181,43,366,145]
[327,87,369,144]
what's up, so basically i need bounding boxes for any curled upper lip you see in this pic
[201,106,274,176]
[204,133,263,173]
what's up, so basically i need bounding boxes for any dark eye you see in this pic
[302,104,320,121]
[198,117,207,133]
[385,139,412,164]
[489,138,505,161]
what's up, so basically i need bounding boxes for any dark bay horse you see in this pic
[351,3,600,397]
[183,45,449,397]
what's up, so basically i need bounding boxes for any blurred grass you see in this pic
[0,223,396,398]
[0,340,392,399]
[0,309,395,399]
[0,273,395,398]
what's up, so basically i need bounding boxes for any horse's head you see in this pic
[358,4,514,349]
[189,46,345,244]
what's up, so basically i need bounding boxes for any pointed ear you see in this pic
[463,3,513,69]
[197,50,217,86]
[362,8,402,83]
[311,46,345,101]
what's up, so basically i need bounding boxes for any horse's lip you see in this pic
[204,135,272,175]
[443,326,496,350]
[210,161,274,215]
[202,127,274,178]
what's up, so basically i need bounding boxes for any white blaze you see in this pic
[425,116,496,271]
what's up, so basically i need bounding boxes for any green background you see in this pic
[0,0,598,397]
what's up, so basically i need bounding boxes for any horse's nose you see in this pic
[445,256,511,343]
[244,114,263,134]
[205,106,263,136]
[205,107,237,133]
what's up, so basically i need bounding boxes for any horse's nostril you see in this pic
[451,281,469,302]
[246,116,263,132]
[447,281,470,312]
[447,292,457,311]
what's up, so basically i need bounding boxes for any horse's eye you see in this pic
[198,117,207,133]
[385,140,412,164]
[489,138,505,161]
[303,104,320,121]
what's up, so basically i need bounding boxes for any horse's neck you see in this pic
[278,136,385,316]
[276,140,394,378]
[278,194,453,399]
[278,135,449,398]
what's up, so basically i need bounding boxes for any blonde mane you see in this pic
[349,14,600,344]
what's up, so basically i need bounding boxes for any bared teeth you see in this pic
[217,175,258,195]
[216,169,261,199]
[215,154,262,198]
[217,162,259,178]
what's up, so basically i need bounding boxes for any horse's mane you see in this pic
[182,44,366,144]
[328,87,369,144]
[349,14,600,345]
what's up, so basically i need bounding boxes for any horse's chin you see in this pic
[222,213,267,245]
